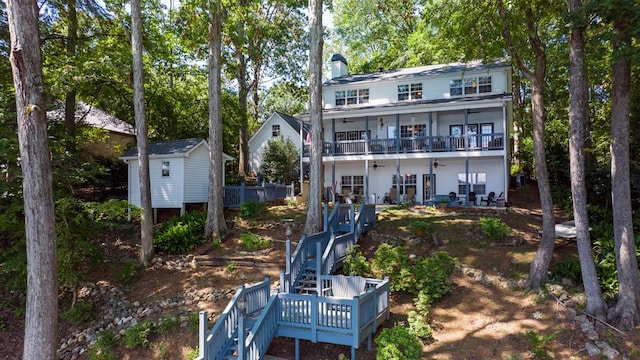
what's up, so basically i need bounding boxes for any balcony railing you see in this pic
[303,133,504,157]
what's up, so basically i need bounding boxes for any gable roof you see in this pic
[251,112,309,143]
[47,101,136,135]
[119,138,233,161]
[324,59,511,87]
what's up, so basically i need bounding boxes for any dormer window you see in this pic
[335,89,369,106]
[272,124,280,137]
[398,83,423,101]
[450,76,492,96]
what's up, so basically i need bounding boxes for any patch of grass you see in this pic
[521,330,556,360]
[89,330,117,360]
[240,232,270,251]
[480,217,511,241]
[186,347,200,360]
[157,316,179,335]
[188,312,200,334]
[226,261,238,272]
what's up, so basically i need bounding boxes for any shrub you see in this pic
[410,252,456,300]
[375,327,422,360]
[62,301,95,325]
[124,321,153,348]
[413,291,432,317]
[154,211,206,253]
[552,258,582,284]
[372,244,409,292]
[408,310,433,340]
[240,232,270,251]
[342,244,370,276]
[240,201,266,219]
[479,217,511,241]
[89,330,117,360]
[82,199,138,223]
[408,220,432,236]
[157,316,179,335]
[118,261,141,284]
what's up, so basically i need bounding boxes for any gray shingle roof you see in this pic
[120,138,205,158]
[324,59,510,86]
[47,101,135,135]
[275,111,309,137]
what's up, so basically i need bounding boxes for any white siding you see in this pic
[127,161,141,207]
[248,114,302,174]
[183,146,210,203]
[150,157,185,208]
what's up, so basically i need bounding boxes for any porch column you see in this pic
[395,113,400,152]
[332,161,336,202]
[502,101,509,202]
[396,159,401,202]
[365,116,369,201]
[299,120,303,195]
[465,158,470,206]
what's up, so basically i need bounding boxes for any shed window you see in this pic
[272,124,280,137]
[162,161,170,177]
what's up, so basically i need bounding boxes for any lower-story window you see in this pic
[457,173,486,195]
[392,174,417,200]
[341,175,364,197]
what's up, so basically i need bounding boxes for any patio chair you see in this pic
[332,275,367,298]
[480,191,495,206]
[389,188,397,204]
[406,188,416,203]
[468,191,477,205]
[448,192,462,206]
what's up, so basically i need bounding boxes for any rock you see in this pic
[586,330,599,340]
[561,278,575,287]
[580,321,595,333]
[585,342,602,356]
[574,314,588,323]
[596,341,620,359]
[565,307,577,320]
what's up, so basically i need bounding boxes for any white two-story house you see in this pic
[298,54,512,205]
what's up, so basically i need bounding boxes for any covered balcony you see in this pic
[303,132,504,157]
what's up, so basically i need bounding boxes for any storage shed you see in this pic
[120,138,233,219]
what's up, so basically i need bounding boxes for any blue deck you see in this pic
[196,203,386,360]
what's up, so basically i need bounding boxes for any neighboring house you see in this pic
[120,138,233,217]
[248,111,309,176]
[298,54,513,205]
[47,101,136,160]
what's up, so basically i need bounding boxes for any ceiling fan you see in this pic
[342,118,355,123]
[369,161,385,169]
[433,159,446,168]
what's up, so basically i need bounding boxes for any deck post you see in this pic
[352,295,360,350]
[198,311,208,360]
[240,182,245,205]
[238,312,245,360]
[350,203,355,233]
[295,338,300,360]
[311,294,318,343]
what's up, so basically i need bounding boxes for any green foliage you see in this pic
[372,244,409,292]
[552,258,582,284]
[240,232,270,251]
[189,312,200,334]
[375,327,423,360]
[82,199,139,224]
[408,220,432,236]
[409,252,457,300]
[62,301,95,325]
[258,137,300,184]
[407,310,433,340]
[342,244,370,276]
[124,321,153,348]
[186,347,200,360]
[89,330,117,360]
[157,316,179,335]
[479,217,511,241]
[153,211,206,254]
[521,330,556,360]
[226,261,238,272]
[240,201,266,219]
[414,291,433,318]
[0,240,28,292]
[118,261,142,285]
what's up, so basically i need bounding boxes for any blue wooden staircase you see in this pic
[196,203,388,360]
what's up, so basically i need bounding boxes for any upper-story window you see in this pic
[161,161,170,177]
[450,76,492,96]
[397,83,423,101]
[272,124,280,137]
[335,89,369,106]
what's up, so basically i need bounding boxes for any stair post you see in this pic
[198,311,208,360]
[350,203,355,233]
[316,241,322,294]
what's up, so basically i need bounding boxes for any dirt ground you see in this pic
[1,184,639,359]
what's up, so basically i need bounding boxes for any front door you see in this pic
[423,174,436,202]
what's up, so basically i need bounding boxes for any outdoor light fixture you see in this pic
[237,295,247,316]
[286,225,292,241]
[379,117,384,128]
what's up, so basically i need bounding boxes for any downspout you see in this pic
[429,112,434,201]
[502,101,508,202]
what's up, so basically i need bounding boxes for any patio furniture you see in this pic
[468,191,477,205]
[480,191,495,206]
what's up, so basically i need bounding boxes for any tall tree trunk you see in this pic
[64,0,78,147]
[235,13,249,179]
[205,0,228,240]
[607,14,640,329]
[304,0,323,234]
[7,0,59,358]
[495,1,557,290]
[132,0,154,266]
[568,0,607,320]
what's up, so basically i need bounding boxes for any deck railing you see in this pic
[280,231,329,293]
[197,277,272,360]
[223,182,294,208]
[303,133,504,157]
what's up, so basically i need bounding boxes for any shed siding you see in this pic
[128,161,141,207]
[150,157,185,208]
[249,114,301,174]
[183,146,210,203]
